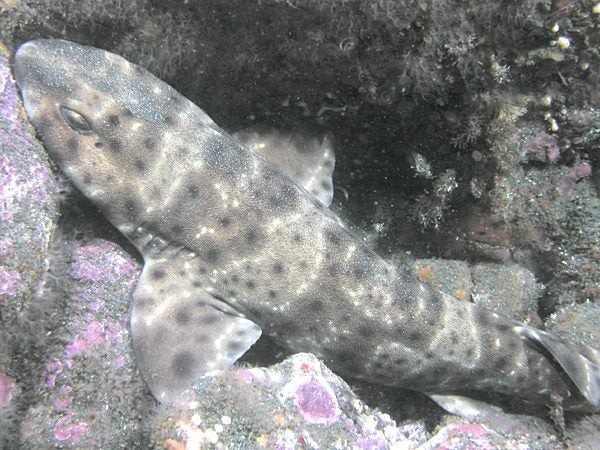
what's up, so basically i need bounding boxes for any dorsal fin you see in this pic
[234,129,335,207]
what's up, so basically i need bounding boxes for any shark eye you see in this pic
[60,107,93,134]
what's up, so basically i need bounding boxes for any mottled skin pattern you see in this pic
[14,39,600,411]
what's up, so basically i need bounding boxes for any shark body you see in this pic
[14,39,600,412]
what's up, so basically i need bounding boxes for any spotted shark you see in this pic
[13,39,600,413]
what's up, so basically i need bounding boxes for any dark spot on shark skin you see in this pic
[94,142,103,148]
[327,265,341,277]
[134,159,146,172]
[135,296,155,310]
[350,253,370,278]
[358,325,375,338]
[175,308,190,325]
[188,184,200,198]
[205,248,220,264]
[497,324,510,332]
[450,332,459,345]
[309,299,324,311]
[219,217,231,228]
[108,139,122,153]
[325,230,340,246]
[465,348,475,358]
[494,357,510,371]
[198,267,207,275]
[321,180,331,191]
[199,313,219,325]
[293,233,302,242]
[195,333,209,342]
[245,229,262,246]
[268,290,277,299]
[246,280,255,290]
[231,274,239,283]
[272,262,284,274]
[227,289,236,297]
[144,137,156,150]
[337,350,363,374]
[407,331,424,342]
[192,281,202,288]
[394,358,406,367]
[476,309,491,326]
[425,351,434,359]
[66,137,79,153]
[108,114,119,127]
[228,340,244,354]
[171,351,195,378]
[151,268,166,280]
[124,198,140,221]
[171,224,185,235]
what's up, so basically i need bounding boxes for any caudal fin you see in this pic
[518,326,600,410]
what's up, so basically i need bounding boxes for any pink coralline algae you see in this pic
[18,240,145,448]
[0,48,58,321]
[277,356,342,425]
[46,359,63,389]
[64,321,106,357]
[71,241,137,283]
[0,373,16,407]
[54,413,88,442]
[523,132,560,163]
[560,161,592,197]
[0,136,54,218]
[0,266,20,296]
[294,377,340,424]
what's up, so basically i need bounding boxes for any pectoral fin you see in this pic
[130,259,262,402]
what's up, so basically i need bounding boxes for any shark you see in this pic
[13,39,600,413]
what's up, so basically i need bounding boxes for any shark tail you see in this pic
[517,326,600,410]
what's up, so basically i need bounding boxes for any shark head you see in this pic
[14,39,216,234]
[14,40,145,216]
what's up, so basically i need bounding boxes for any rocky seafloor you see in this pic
[1,1,600,448]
